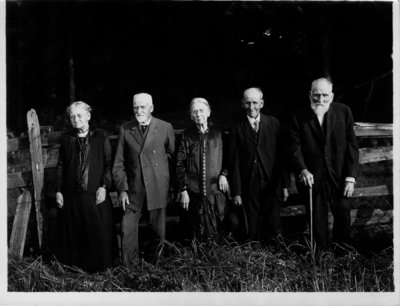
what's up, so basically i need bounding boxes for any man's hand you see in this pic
[96,187,106,205]
[218,175,229,193]
[56,192,64,208]
[299,169,314,188]
[233,195,242,206]
[344,181,355,198]
[179,190,190,211]
[282,188,289,202]
[119,191,129,211]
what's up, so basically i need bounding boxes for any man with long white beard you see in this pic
[287,78,359,250]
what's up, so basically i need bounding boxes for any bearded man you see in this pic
[287,78,359,250]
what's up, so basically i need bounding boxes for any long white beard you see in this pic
[311,103,330,118]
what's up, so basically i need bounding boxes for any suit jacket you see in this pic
[229,113,289,201]
[287,102,359,193]
[112,117,175,211]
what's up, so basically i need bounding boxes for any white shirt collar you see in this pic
[247,115,260,125]
[140,117,152,126]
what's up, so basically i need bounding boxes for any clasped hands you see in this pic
[298,169,354,197]
[56,187,106,208]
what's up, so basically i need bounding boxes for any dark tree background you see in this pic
[6,1,393,135]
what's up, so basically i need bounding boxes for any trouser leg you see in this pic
[244,193,260,241]
[261,190,281,242]
[244,163,264,241]
[244,190,279,242]
[121,208,141,266]
[141,207,165,262]
[331,198,351,246]
[148,207,166,240]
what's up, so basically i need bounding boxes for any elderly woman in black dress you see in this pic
[176,98,229,241]
[55,101,113,272]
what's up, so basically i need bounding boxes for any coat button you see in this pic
[153,150,156,154]
[155,163,158,167]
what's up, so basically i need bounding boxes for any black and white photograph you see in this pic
[2,0,399,305]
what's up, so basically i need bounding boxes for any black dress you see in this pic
[176,127,227,241]
[55,128,114,272]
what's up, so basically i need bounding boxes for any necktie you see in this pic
[141,125,148,134]
[253,121,259,133]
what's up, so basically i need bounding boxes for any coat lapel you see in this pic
[258,114,267,143]
[142,117,157,151]
[242,118,257,145]
[307,110,324,144]
[129,121,144,146]
[325,106,336,140]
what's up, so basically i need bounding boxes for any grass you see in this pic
[7,150,394,292]
[8,235,394,292]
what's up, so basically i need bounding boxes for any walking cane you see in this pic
[309,186,314,256]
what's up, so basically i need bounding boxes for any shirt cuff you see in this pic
[345,177,356,183]
[220,169,228,177]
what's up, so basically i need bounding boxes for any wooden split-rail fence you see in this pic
[7,110,393,257]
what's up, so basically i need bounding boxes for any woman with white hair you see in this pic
[176,98,229,241]
[54,101,114,272]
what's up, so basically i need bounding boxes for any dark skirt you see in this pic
[55,190,114,272]
[180,192,226,241]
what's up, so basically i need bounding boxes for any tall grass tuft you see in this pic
[8,236,393,292]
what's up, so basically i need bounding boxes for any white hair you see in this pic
[133,93,153,106]
[311,78,333,92]
[66,101,92,115]
[242,87,263,101]
[190,97,211,113]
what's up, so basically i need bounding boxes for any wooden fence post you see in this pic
[9,190,32,257]
[27,109,44,248]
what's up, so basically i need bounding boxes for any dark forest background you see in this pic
[6,1,393,135]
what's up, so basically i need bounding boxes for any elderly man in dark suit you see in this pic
[112,93,175,266]
[287,78,359,250]
[229,87,289,243]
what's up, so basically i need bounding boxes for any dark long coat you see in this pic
[287,102,359,194]
[112,117,175,211]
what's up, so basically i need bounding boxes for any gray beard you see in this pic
[311,103,330,118]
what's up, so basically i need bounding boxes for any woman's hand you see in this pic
[56,192,64,208]
[96,187,106,205]
[179,190,190,211]
[233,195,242,206]
[218,175,229,193]
[282,188,289,202]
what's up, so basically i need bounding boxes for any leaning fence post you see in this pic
[27,109,44,248]
[9,190,32,257]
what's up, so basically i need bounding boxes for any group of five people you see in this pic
[54,77,359,272]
